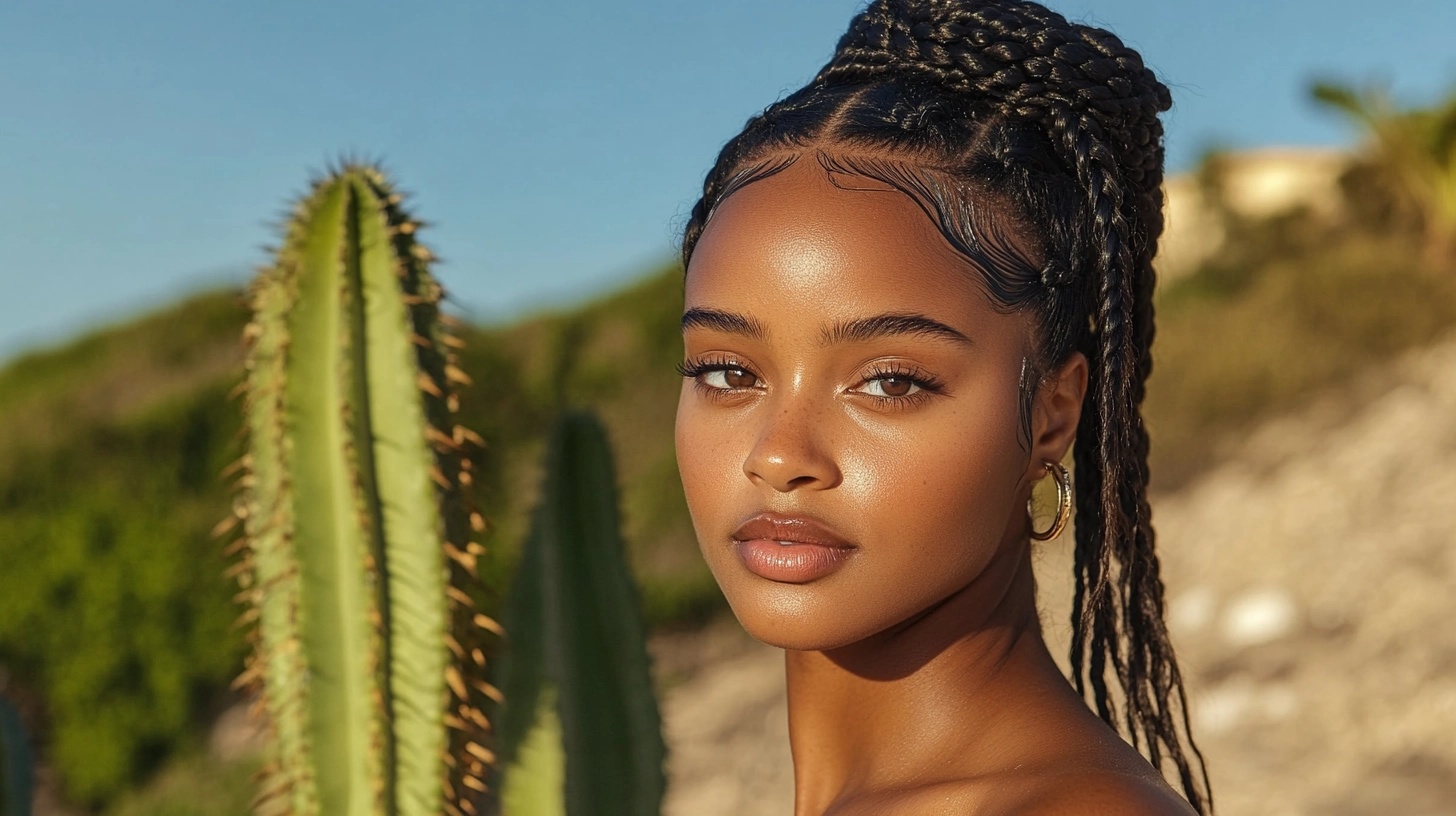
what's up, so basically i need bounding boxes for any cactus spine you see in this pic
[228,164,495,816]
[498,412,667,816]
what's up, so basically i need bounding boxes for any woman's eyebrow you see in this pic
[681,308,971,347]
[681,307,768,339]
[822,313,973,346]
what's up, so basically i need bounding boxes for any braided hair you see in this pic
[680,0,1211,811]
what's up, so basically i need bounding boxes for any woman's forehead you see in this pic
[685,156,1002,321]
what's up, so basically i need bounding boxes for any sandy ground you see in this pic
[656,331,1456,816]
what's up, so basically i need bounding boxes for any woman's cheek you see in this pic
[850,404,1020,557]
[674,393,747,537]
[674,397,713,511]
[840,422,979,542]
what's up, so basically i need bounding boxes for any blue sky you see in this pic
[2,0,1454,360]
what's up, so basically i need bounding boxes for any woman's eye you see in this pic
[859,376,921,398]
[861,375,920,399]
[703,367,758,389]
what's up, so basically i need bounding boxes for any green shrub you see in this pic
[0,384,244,804]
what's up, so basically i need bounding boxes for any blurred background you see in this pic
[2,1,1455,814]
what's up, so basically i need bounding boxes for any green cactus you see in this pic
[225,164,497,816]
[0,696,33,816]
[497,411,667,816]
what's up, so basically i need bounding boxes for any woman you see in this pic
[673,1,1211,813]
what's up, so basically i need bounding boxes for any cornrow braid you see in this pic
[680,0,1210,811]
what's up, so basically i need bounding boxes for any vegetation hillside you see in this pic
[3,86,1456,809]
[0,265,709,808]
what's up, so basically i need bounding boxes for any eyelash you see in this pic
[676,357,945,410]
[676,355,754,402]
[859,364,945,410]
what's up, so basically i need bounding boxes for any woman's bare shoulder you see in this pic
[857,766,1197,816]
[891,755,1198,815]
[999,769,1199,816]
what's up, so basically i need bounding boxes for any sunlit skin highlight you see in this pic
[675,155,1195,814]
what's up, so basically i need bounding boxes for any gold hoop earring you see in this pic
[1029,460,1072,541]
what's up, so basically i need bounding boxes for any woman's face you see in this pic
[675,155,1079,651]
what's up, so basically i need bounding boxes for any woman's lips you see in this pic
[730,513,857,584]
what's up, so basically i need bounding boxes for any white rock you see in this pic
[1195,682,1252,735]
[1168,585,1217,635]
[1221,587,1299,647]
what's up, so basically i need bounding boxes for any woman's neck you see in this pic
[784,540,1084,815]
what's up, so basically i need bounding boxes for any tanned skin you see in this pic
[674,156,1195,815]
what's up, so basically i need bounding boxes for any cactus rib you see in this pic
[0,696,34,816]
[230,164,494,816]
[499,412,667,816]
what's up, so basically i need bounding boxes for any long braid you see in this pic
[1125,102,1215,809]
[680,1,1211,810]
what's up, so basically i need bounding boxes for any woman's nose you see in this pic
[742,398,842,492]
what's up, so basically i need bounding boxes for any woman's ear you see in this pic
[1027,352,1087,475]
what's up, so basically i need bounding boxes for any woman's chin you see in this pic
[738,623,839,652]
[722,587,885,653]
